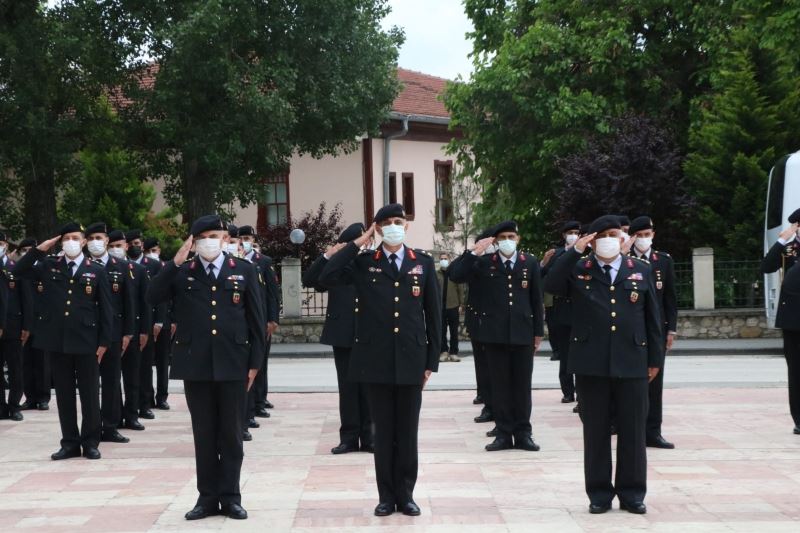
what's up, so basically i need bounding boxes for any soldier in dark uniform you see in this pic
[319,204,441,517]
[126,229,163,421]
[544,215,664,514]
[13,222,113,460]
[541,221,581,404]
[303,222,374,454]
[449,221,545,452]
[143,237,173,411]
[18,238,52,411]
[629,216,678,449]
[1,231,33,421]
[761,208,800,435]
[85,223,137,444]
[107,231,152,432]
[238,225,280,414]
[147,215,265,521]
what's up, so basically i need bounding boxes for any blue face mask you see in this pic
[497,239,517,257]
[242,241,253,254]
[381,224,405,246]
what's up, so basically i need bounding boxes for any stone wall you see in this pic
[272,308,780,343]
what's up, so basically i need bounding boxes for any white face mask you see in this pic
[62,240,82,258]
[146,252,160,260]
[225,244,239,255]
[439,259,450,269]
[381,224,405,246]
[595,236,621,259]
[196,238,222,261]
[634,237,653,253]
[87,240,106,257]
[498,239,517,257]
[242,241,253,254]
[0,245,6,257]
[108,247,126,259]
[565,234,578,246]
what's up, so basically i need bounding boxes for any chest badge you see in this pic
[412,286,421,297]
[656,281,663,290]
[630,291,639,303]
[233,292,241,304]
[8,281,15,289]
[112,282,119,293]
[85,284,93,295]
[37,283,44,293]
[521,280,528,289]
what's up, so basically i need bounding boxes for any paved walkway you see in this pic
[1,384,798,531]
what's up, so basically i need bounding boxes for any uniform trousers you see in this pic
[441,307,460,354]
[185,380,246,509]
[333,346,372,447]
[139,332,156,411]
[99,341,122,430]
[154,328,171,404]
[576,375,648,506]
[484,343,533,440]
[365,383,422,506]
[472,340,492,412]
[0,336,24,414]
[254,337,272,409]
[23,341,51,405]
[120,340,142,424]
[783,329,800,427]
[548,325,575,398]
[50,351,101,450]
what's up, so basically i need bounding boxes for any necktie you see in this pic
[602,264,613,283]
[67,261,76,278]
[505,260,513,274]
[389,253,399,277]
[207,263,216,281]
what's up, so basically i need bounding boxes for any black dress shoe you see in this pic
[330,443,359,455]
[620,501,647,514]
[401,501,421,516]
[561,394,575,403]
[573,403,580,414]
[51,447,81,461]
[254,407,270,418]
[139,409,155,420]
[646,435,675,449]
[155,401,170,410]
[243,430,253,441]
[374,502,395,516]
[264,400,274,409]
[185,505,217,521]
[610,424,618,435]
[485,437,513,451]
[589,503,611,514]
[37,402,50,411]
[221,503,248,520]
[123,420,145,431]
[474,411,494,423]
[514,436,541,451]
[101,430,130,443]
[472,394,483,405]
[83,447,101,460]
[550,353,560,361]
[486,427,498,438]
[361,443,375,453]
[9,411,23,421]
[19,401,36,411]
[247,418,260,429]
[793,426,799,435]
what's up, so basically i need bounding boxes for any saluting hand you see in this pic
[247,368,259,391]
[779,223,799,242]
[540,248,556,266]
[96,345,107,363]
[648,367,660,383]
[324,242,347,257]
[621,235,636,255]
[574,233,596,254]
[37,235,61,252]
[173,235,194,266]
[472,237,495,256]
[353,223,377,249]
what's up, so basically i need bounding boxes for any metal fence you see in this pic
[673,260,694,309]
[301,287,327,317]
[713,260,764,309]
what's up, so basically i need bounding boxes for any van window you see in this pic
[767,155,788,229]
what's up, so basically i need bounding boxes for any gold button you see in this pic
[509,301,513,306]
[508,284,512,288]
[211,315,216,320]
[394,297,399,302]
[394,312,399,317]
[394,282,399,287]
[610,286,615,291]
[611,325,616,332]
[212,300,217,306]
[585,285,590,289]
[573,337,578,341]
[69,280,74,284]
[355,298,359,303]
[212,286,217,291]
[611,299,616,304]
[212,329,217,335]
[68,290,72,294]
[355,308,359,312]
[507,275,512,280]
[508,292,513,297]
[64,311,69,316]
[66,300,71,305]
[394,327,399,333]
[611,312,616,317]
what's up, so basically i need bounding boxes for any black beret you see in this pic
[19,237,37,248]
[143,237,160,250]
[0,230,7,242]
[190,214,227,237]
[477,227,494,241]
[338,222,365,243]
[373,203,405,223]
[59,221,84,236]
[493,220,519,237]
[227,224,238,238]
[560,220,581,233]
[580,224,591,235]
[108,230,125,243]
[617,215,631,227]
[85,222,109,236]
[788,208,800,224]
[588,215,622,235]
[125,229,142,242]
[629,216,654,235]
[238,225,256,237]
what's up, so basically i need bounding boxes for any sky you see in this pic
[382,0,474,81]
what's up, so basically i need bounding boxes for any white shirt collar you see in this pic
[382,245,405,264]
[199,252,226,275]
[245,250,255,262]
[636,248,651,259]
[65,252,85,267]
[596,255,623,282]
[498,251,518,266]
[96,253,110,266]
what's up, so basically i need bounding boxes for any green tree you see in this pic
[124,0,403,224]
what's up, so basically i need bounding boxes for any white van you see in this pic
[764,150,800,327]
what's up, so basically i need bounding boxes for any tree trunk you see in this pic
[182,158,217,225]
[24,166,58,238]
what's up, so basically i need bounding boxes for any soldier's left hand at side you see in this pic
[648,367,660,383]
[422,370,432,389]
[21,329,29,345]
[534,336,543,352]
[666,333,676,351]
[96,345,107,363]
[247,369,259,391]
[121,335,132,354]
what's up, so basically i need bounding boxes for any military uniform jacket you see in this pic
[776,262,800,331]
[248,251,280,325]
[136,256,168,326]
[128,261,153,336]
[449,251,544,346]
[14,249,113,354]
[541,247,573,328]
[543,249,664,378]
[318,243,442,385]
[449,253,483,337]
[1,257,33,339]
[630,249,678,333]
[761,239,800,274]
[102,257,137,341]
[146,254,266,381]
[302,254,356,348]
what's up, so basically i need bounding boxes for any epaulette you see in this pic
[414,248,431,257]
[631,256,649,265]
[359,248,375,255]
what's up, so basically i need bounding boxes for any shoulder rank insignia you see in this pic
[626,258,634,269]
[373,250,382,261]
[229,258,236,268]
[519,253,527,262]
[651,253,659,262]
[407,248,417,260]
[584,259,593,269]
[189,260,197,269]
